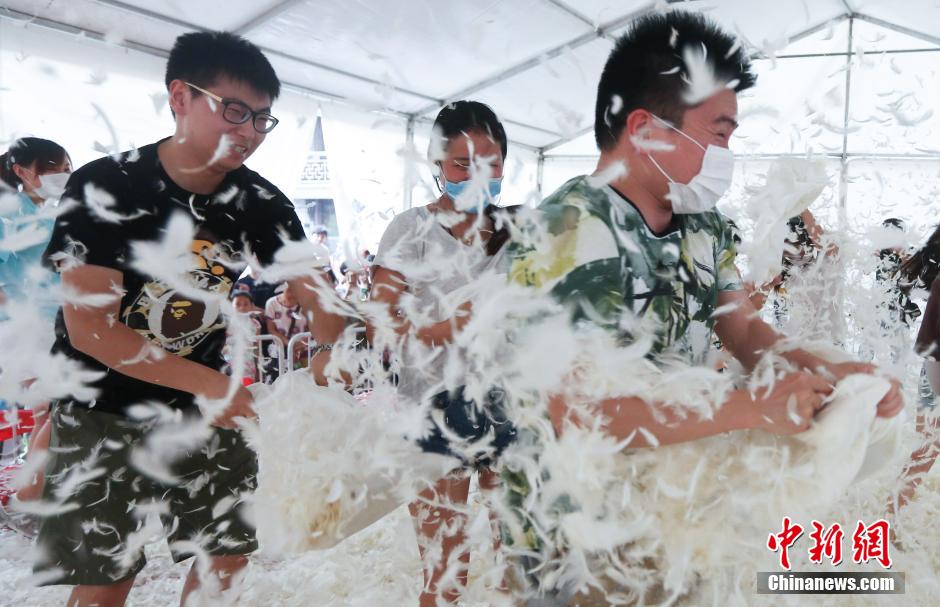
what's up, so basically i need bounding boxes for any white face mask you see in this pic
[34,172,70,203]
[646,116,735,215]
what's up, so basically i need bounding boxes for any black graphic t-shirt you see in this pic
[44,139,307,415]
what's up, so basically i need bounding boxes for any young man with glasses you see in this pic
[34,31,342,606]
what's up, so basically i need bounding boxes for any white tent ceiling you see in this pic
[2,0,939,154]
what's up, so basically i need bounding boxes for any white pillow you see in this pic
[246,372,459,554]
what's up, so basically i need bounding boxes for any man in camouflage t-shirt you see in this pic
[509,175,741,364]
[500,12,904,605]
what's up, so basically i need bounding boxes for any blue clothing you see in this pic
[0,191,58,320]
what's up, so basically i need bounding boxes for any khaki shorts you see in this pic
[34,403,258,586]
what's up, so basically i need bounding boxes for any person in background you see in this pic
[902,224,940,292]
[894,224,940,510]
[876,218,920,329]
[771,209,847,342]
[312,224,329,248]
[0,137,71,315]
[222,287,263,384]
[234,265,278,311]
[902,224,940,406]
[773,211,822,323]
[726,219,782,312]
[338,261,357,300]
[265,282,310,369]
[867,217,920,366]
[309,226,339,287]
[0,137,72,536]
[359,249,374,299]
[322,264,339,288]
[339,252,373,301]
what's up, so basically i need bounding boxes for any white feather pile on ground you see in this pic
[0,507,423,606]
[4,468,938,605]
[1,494,515,606]
[244,371,459,554]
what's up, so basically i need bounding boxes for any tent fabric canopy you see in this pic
[2,0,938,153]
[1,0,937,242]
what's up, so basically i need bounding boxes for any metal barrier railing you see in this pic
[229,333,313,384]
[286,331,315,371]
[238,332,314,383]
[250,334,286,381]
[249,330,361,382]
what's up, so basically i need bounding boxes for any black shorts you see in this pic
[34,404,258,586]
[416,386,517,469]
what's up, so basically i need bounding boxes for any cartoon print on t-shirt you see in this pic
[122,235,235,357]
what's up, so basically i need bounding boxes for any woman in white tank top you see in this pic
[371,101,518,607]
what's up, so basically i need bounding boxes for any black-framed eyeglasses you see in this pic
[185,82,279,134]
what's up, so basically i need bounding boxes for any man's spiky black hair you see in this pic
[594,11,756,151]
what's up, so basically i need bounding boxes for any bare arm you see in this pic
[714,289,784,371]
[801,210,838,257]
[550,392,756,447]
[743,274,784,312]
[62,264,252,427]
[716,288,855,372]
[714,289,903,417]
[800,210,824,245]
[549,372,833,447]
[745,285,768,311]
[369,265,471,347]
[290,272,346,385]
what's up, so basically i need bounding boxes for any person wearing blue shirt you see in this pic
[0,137,71,317]
[0,137,70,536]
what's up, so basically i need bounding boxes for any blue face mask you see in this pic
[442,178,502,214]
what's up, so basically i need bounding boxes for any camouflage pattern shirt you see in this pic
[508,175,742,364]
[501,175,742,554]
